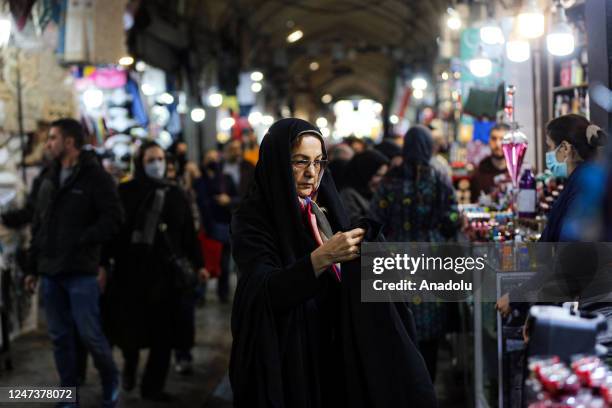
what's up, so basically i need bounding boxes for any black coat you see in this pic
[103,177,203,350]
[28,151,122,277]
[2,165,50,229]
[230,118,436,408]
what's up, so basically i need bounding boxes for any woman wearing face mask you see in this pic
[496,114,608,315]
[230,118,436,408]
[339,149,389,224]
[541,114,607,241]
[103,141,206,401]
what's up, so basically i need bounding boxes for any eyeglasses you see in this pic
[290,159,328,170]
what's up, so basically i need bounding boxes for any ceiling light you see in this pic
[389,115,399,125]
[190,107,206,122]
[413,89,424,99]
[208,93,223,107]
[118,55,134,66]
[287,29,304,43]
[309,61,320,71]
[251,82,262,93]
[250,71,264,82]
[248,111,262,126]
[506,24,531,63]
[469,48,493,77]
[546,5,575,57]
[321,94,333,104]
[411,77,428,90]
[518,0,545,39]
[316,117,328,128]
[480,20,505,45]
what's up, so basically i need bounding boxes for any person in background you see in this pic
[223,139,255,198]
[340,150,389,224]
[326,143,354,190]
[103,141,206,401]
[346,135,367,154]
[194,149,238,303]
[371,125,460,383]
[374,136,403,169]
[24,118,122,408]
[165,153,178,181]
[430,127,453,186]
[171,140,201,191]
[242,128,260,166]
[165,151,201,375]
[2,162,92,387]
[470,123,510,201]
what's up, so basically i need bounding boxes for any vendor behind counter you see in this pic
[470,123,510,202]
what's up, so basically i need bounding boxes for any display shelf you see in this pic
[552,83,589,93]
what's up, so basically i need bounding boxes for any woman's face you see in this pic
[546,134,571,162]
[291,134,324,198]
[143,146,165,166]
[368,164,388,193]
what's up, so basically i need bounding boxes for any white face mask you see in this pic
[144,159,166,179]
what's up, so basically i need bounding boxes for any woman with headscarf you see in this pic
[496,114,608,315]
[103,141,207,401]
[230,118,436,408]
[340,149,389,223]
[370,125,460,383]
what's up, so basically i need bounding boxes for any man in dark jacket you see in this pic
[24,119,122,408]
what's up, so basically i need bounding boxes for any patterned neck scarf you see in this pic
[299,196,341,282]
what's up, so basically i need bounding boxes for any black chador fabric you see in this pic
[230,118,436,408]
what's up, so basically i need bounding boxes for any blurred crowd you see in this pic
[4,111,610,406]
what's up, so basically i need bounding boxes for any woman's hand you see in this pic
[311,228,366,274]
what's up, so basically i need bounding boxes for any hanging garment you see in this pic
[63,0,127,65]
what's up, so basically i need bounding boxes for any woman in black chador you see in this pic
[104,141,205,401]
[230,118,436,408]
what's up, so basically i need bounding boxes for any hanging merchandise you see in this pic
[35,0,63,33]
[62,0,128,65]
[502,85,528,188]
[125,75,149,128]
[8,0,36,31]
[0,48,76,133]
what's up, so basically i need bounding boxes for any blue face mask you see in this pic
[545,145,568,178]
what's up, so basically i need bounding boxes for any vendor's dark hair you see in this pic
[51,118,85,149]
[490,123,510,135]
[134,140,164,179]
[547,114,607,161]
